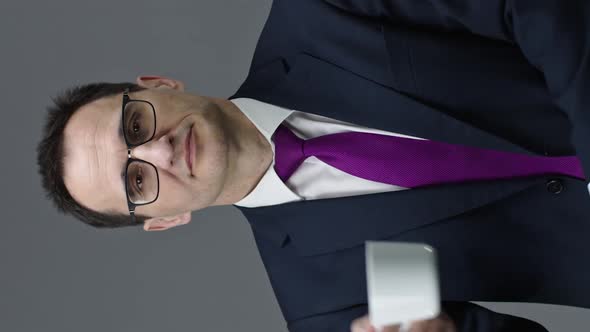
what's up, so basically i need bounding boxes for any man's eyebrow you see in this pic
[118,117,125,142]
[120,167,127,195]
[118,115,128,195]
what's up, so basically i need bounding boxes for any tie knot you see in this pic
[272,125,306,182]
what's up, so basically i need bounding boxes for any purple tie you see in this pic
[272,125,586,187]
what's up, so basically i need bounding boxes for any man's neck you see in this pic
[212,98,273,206]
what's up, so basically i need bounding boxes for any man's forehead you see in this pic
[81,93,121,115]
[75,89,156,117]
[65,93,121,143]
[63,93,128,214]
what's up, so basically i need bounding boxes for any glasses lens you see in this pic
[126,160,159,205]
[123,101,156,146]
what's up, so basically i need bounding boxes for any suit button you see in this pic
[546,179,564,194]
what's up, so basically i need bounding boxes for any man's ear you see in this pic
[142,212,192,232]
[136,76,185,92]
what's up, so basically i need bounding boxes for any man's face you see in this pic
[63,78,232,229]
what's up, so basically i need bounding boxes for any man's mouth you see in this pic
[185,125,194,174]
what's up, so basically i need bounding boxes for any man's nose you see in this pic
[130,135,174,170]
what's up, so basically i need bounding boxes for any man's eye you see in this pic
[135,174,143,190]
[132,120,141,133]
[126,112,143,139]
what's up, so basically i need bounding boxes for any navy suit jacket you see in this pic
[231,0,590,331]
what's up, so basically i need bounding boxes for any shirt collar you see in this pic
[230,98,302,207]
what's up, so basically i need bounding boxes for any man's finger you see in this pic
[350,315,371,332]
[380,324,402,332]
[350,315,401,332]
[407,319,429,332]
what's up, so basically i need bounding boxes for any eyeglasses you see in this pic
[121,88,160,223]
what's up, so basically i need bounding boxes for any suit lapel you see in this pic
[233,52,541,256]
[239,176,539,257]
[234,52,535,155]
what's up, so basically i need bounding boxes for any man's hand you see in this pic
[350,312,456,332]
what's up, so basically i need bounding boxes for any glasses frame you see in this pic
[121,89,160,223]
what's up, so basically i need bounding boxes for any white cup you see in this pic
[365,241,441,330]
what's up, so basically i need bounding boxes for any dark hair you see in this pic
[37,83,148,228]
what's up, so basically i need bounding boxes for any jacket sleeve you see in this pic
[323,0,590,183]
[286,301,548,332]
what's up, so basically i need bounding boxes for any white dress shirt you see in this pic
[232,98,429,208]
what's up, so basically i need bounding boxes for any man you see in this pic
[37,0,590,331]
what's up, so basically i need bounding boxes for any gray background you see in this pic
[1,0,588,331]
